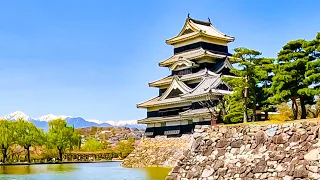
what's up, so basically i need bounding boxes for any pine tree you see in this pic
[269,34,320,120]
[224,47,274,122]
[254,57,275,120]
[302,32,320,97]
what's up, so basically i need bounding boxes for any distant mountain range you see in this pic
[0,111,146,131]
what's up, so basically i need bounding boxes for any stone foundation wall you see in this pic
[167,120,320,180]
[121,134,191,168]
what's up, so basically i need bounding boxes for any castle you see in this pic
[137,16,236,137]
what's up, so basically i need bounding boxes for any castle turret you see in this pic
[137,16,236,137]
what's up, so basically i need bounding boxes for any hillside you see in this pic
[76,126,144,147]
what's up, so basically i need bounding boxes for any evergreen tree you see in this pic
[302,32,320,97]
[269,35,319,119]
[254,57,275,120]
[221,88,245,123]
[224,48,273,122]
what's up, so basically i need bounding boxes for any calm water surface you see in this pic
[0,162,171,180]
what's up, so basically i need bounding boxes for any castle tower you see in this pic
[137,16,236,137]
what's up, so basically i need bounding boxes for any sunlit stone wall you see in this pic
[121,135,191,168]
[167,120,320,180]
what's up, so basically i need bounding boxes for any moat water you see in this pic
[0,162,171,180]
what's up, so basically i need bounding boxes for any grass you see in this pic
[218,117,320,127]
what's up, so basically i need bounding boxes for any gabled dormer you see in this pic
[159,77,191,100]
[169,57,199,71]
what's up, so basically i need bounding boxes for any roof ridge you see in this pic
[188,17,211,26]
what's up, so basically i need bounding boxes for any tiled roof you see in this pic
[139,75,233,108]
[149,76,173,87]
[213,58,233,73]
[182,75,233,99]
[189,18,234,39]
[168,58,199,71]
[137,96,190,108]
[159,48,228,67]
[149,69,219,87]
[166,17,234,45]
[159,77,191,100]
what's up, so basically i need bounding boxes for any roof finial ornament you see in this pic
[208,17,211,23]
[187,13,190,18]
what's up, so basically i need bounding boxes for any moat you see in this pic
[0,162,171,180]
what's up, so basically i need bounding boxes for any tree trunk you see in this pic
[292,98,298,120]
[58,148,63,161]
[243,88,248,123]
[265,111,269,120]
[300,96,307,119]
[252,102,256,122]
[2,147,7,163]
[25,146,31,163]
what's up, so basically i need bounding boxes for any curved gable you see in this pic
[159,77,191,100]
[169,58,199,71]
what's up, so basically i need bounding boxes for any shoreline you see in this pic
[0,160,123,166]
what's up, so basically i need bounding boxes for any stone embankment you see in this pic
[121,134,191,168]
[167,120,320,180]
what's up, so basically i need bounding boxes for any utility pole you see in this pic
[243,75,248,123]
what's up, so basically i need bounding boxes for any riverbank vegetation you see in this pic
[0,118,136,163]
[213,32,320,124]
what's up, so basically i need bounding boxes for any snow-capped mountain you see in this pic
[0,111,32,121]
[87,119,146,129]
[38,114,70,122]
[105,120,146,129]
[0,111,146,130]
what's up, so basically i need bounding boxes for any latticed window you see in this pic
[172,68,192,75]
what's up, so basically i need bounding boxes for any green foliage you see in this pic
[223,47,274,122]
[269,33,320,119]
[222,93,244,123]
[0,120,15,162]
[15,119,45,162]
[82,139,103,152]
[0,119,134,163]
[115,138,135,158]
[47,118,81,160]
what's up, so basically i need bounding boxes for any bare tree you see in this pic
[198,89,230,125]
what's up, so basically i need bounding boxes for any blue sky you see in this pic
[0,0,319,121]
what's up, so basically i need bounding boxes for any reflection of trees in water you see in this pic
[0,165,32,175]
[47,164,77,173]
[0,164,77,175]
[144,167,171,180]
